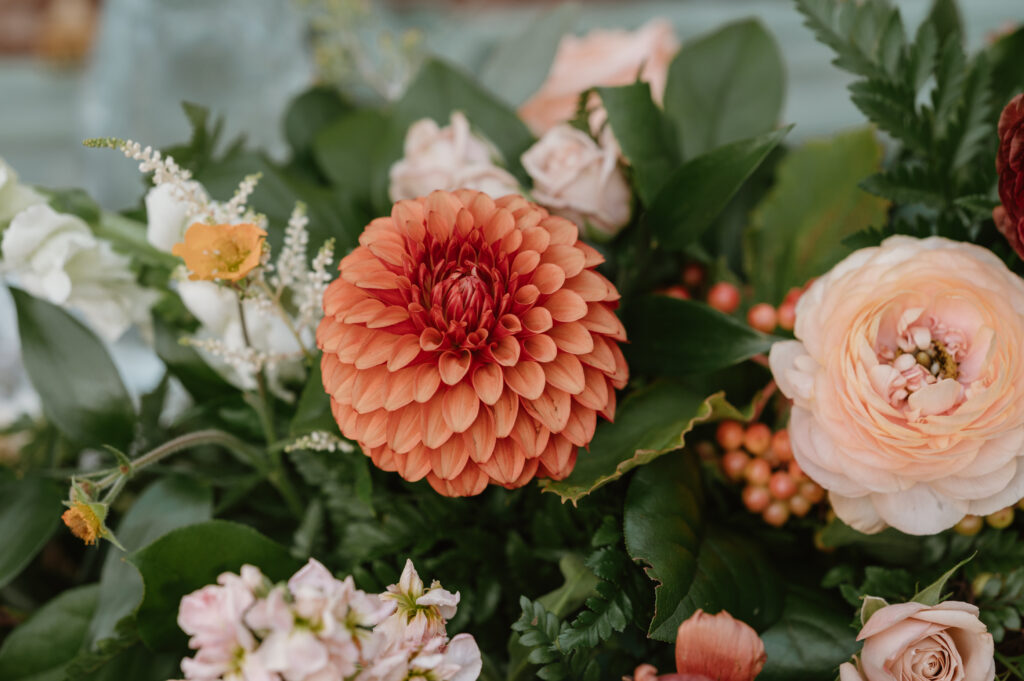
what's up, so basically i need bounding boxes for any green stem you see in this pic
[997,651,1024,680]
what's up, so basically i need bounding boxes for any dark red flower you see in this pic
[995,93,1024,257]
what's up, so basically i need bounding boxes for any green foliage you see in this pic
[0,584,99,681]
[511,598,599,681]
[12,288,136,450]
[0,472,61,589]
[794,0,999,240]
[758,587,859,681]
[745,127,889,304]
[284,86,352,162]
[663,19,786,159]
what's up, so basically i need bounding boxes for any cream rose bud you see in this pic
[388,111,520,202]
[769,236,1024,536]
[1,204,157,341]
[0,157,45,227]
[521,124,632,238]
[841,601,995,681]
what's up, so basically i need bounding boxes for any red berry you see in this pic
[798,481,824,504]
[743,423,772,455]
[783,286,803,305]
[662,285,690,300]
[721,450,750,482]
[742,485,771,513]
[716,421,744,450]
[746,303,777,333]
[744,458,772,486]
[769,471,797,500]
[789,495,812,517]
[682,263,705,289]
[770,429,792,462]
[707,282,740,314]
[763,500,790,527]
[777,301,796,331]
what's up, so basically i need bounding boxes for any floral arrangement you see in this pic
[3,1,1024,680]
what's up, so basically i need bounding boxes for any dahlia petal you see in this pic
[427,466,489,497]
[392,200,426,240]
[366,305,410,329]
[492,389,520,438]
[471,363,504,405]
[454,207,475,238]
[523,334,558,362]
[498,314,523,335]
[414,364,442,402]
[352,268,402,290]
[522,306,554,334]
[564,269,612,302]
[331,400,356,436]
[538,436,576,479]
[599,384,617,421]
[609,341,629,389]
[503,458,541,489]
[511,250,541,275]
[355,409,389,448]
[542,244,586,278]
[525,385,572,432]
[548,321,594,355]
[574,366,610,410]
[386,404,422,454]
[576,241,605,267]
[504,361,546,400]
[323,281,365,317]
[367,236,407,267]
[369,445,399,473]
[351,365,387,414]
[354,332,398,370]
[544,289,588,322]
[329,363,357,405]
[532,263,566,295]
[442,382,481,433]
[336,326,371,363]
[464,410,497,463]
[490,336,521,366]
[544,353,586,395]
[430,441,471,480]
[519,225,551,253]
[384,366,419,410]
[419,327,444,352]
[439,349,472,385]
[501,227,524,253]
[562,402,597,447]
[579,334,616,373]
[510,410,550,457]
[477,438,526,484]
[426,205,455,242]
[399,444,433,482]
[580,304,627,341]
[514,284,540,307]
[343,298,386,324]
[388,334,423,370]
[421,398,455,449]
[540,216,578,245]
[317,318,344,352]
[483,209,515,244]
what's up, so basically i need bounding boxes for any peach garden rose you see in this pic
[769,236,1024,535]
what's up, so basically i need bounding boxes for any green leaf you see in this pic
[87,477,213,646]
[289,359,340,438]
[0,584,99,681]
[860,595,889,625]
[153,316,231,401]
[479,3,580,107]
[540,383,723,503]
[622,295,777,377]
[757,587,859,681]
[913,554,975,606]
[647,127,790,251]
[11,288,135,450]
[45,188,101,226]
[395,58,535,181]
[860,165,946,207]
[746,127,889,304]
[624,453,783,640]
[313,108,397,210]
[537,554,600,619]
[925,0,963,50]
[131,520,301,650]
[988,26,1024,106]
[597,83,681,204]
[284,86,351,158]
[0,473,62,589]
[663,19,785,159]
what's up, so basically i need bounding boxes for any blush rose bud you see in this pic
[630,610,765,681]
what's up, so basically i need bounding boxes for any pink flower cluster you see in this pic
[172,558,482,681]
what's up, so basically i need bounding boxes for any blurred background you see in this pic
[1,0,1021,212]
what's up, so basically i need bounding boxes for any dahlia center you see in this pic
[872,319,969,416]
[440,269,491,323]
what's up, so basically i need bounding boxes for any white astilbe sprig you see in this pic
[284,431,354,453]
[297,238,335,330]
[272,202,310,290]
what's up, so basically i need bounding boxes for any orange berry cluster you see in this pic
[716,420,825,528]
[953,500,1023,536]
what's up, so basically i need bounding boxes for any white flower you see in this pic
[376,559,460,649]
[0,204,158,341]
[145,183,194,253]
[0,158,45,227]
[521,124,632,239]
[389,112,520,201]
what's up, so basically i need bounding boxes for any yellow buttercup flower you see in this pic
[172,222,267,282]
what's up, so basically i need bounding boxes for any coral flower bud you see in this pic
[746,303,777,333]
[172,222,266,282]
[662,285,691,300]
[674,610,766,681]
[707,282,740,314]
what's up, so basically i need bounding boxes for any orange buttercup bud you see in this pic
[675,610,766,681]
[171,222,267,282]
[61,502,102,545]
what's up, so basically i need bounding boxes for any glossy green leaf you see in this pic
[479,3,580,107]
[0,473,62,589]
[313,108,398,212]
[664,19,785,159]
[647,127,790,251]
[597,83,681,204]
[540,382,721,503]
[745,127,889,304]
[622,295,777,377]
[132,520,301,650]
[758,588,859,681]
[988,25,1024,106]
[290,359,340,438]
[624,453,783,640]
[0,584,99,681]
[87,477,213,646]
[284,86,351,158]
[396,58,535,181]
[12,288,135,450]
[912,554,975,606]
[537,554,600,619]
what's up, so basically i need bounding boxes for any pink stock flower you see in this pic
[769,236,1024,535]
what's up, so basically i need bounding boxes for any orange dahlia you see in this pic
[317,190,628,496]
